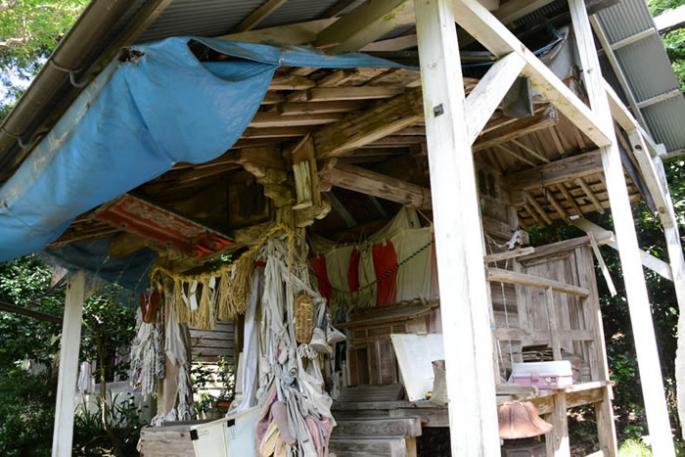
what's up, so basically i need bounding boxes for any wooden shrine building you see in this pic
[0,0,684,456]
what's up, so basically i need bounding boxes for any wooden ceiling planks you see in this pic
[51,59,641,247]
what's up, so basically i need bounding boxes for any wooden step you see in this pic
[330,437,409,457]
[333,416,422,438]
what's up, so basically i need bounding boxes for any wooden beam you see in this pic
[625,129,672,222]
[569,0,675,453]
[250,112,343,127]
[269,74,316,90]
[590,17,650,134]
[315,0,415,52]
[0,300,62,323]
[226,146,286,173]
[653,157,685,436]
[464,52,526,144]
[329,191,357,228]
[278,100,365,115]
[556,182,583,215]
[52,271,85,457]
[313,88,423,158]
[524,191,553,225]
[323,163,431,209]
[572,217,673,281]
[218,18,337,45]
[636,89,682,109]
[546,188,569,220]
[484,247,536,263]
[546,393,571,456]
[304,86,405,102]
[517,234,612,262]
[241,126,311,138]
[472,107,558,152]
[504,150,603,194]
[588,231,618,296]
[415,0,500,454]
[234,0,288,32]
[450,0,612,148]
[487,268,590,297]
[576,177,605,214]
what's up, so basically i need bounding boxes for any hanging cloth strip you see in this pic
[149,223,295,329]
[255,238,339,457]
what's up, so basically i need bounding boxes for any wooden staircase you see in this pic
[330,416,422,457]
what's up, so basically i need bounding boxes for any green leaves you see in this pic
[0,0,87,117]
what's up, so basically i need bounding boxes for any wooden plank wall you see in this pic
[189,321,234,364]
[513,246,598,381]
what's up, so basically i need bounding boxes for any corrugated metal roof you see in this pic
[137,0,340,43]
[597,0,654,43]
[259,0,340,27]
[615,35,680,101]
[643,95,685,152]
[137,0,264,42]
[597,0,685,152]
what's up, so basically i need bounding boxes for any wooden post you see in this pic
[415,0,501,454]
[577,246,618,455]
[569,0,676,454]
[545,393,570,457]
[52,271,85,457]
[653,156,685,436]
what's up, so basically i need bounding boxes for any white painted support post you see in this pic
[569,0,676,455]
[653,156,685,437]
[415,0,501,455]
[52,271,86,457]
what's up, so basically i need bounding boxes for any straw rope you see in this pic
[149,223,296,328]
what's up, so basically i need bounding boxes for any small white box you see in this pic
[510,361,573,389]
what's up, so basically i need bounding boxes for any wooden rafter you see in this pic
[321,162,431,209]
[450,0,612,148]
[464,52,526,144]
[473,107,558,152]
[504,150,603,196]
[523,191,552,225]
[313,88,423,158]
[315,0,415,52]
[555,182,583,215]
[575,177,605,214]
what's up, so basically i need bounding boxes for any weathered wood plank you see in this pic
[569,0,674,453]
[450,0,612,147]
[315,0,415,52]
[333,417,422,438]
[504,150,603,195]
[487,268,590,297]
[52,272,86,457]
[473,107,558,152]
[415,0,501,455]
[313,88,423,159]
[464,52,526,144]
[322,163,431,209]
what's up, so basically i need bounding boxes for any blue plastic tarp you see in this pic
[0,38,401,275]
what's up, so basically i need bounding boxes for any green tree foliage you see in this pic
[0,0,88,116]
[0,255,140,456]
[530,159,685,451]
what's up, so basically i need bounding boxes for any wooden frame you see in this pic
[568,0,676,454]
[415,0,502,454]
[52,271,86,457]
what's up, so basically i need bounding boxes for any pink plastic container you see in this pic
[510,361,573,389]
